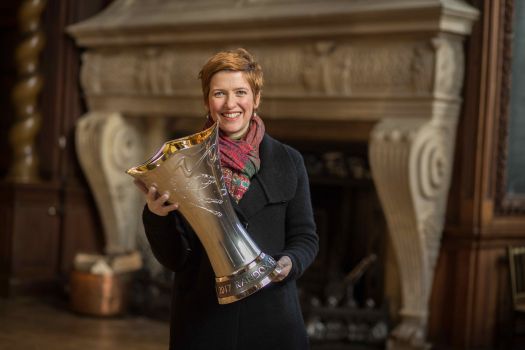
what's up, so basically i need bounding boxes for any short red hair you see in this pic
[198,48,263,104]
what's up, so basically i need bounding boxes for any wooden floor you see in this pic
[0,297,169,350]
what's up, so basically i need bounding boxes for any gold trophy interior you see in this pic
[126,123,280,304]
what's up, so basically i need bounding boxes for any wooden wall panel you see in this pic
[429,239,476,348]
[39,0,112,277]
[0,183,61,296]
[429,239,517,348]
[430,1,525,348]
[469,245,508,347]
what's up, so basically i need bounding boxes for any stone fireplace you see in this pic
[67,0,478,349]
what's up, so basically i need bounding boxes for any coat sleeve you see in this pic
[277,147,319,281]
[142,205,197,272]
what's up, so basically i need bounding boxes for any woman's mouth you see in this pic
[221,112,242,119]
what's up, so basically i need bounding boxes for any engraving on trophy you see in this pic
[215,253,278,299]
[218,284,232,296]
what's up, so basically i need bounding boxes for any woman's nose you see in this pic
[226,94,236,108]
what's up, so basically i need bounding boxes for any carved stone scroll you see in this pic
[368,33,465,350]
[7,0,47,182]
[75,112,145,254]
[370,116,457,349]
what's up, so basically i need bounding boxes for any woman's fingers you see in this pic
[146,186,159,201]
[273,256,292,282]
[153,192,169,206]
[133,181,179,216]
[144,186,179,216]
[157,202,179,216]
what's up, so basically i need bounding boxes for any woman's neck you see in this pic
[226,120,251,140]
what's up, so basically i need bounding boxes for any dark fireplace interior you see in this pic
[130,136,389,350]
[290,140,389,349]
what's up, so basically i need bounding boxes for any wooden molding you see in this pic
[494,0,525,215]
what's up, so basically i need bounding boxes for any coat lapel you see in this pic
[235,175,267,220]
[233,134,298,220]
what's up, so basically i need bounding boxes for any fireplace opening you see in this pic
[286,140,390,349]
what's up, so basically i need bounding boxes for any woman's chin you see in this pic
[219,122,240,133]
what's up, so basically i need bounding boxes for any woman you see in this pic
[139,48,318,350]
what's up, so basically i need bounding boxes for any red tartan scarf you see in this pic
[204,114,265,202]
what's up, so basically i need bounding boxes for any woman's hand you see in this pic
[134,179,179,216]
[272,255,292,282]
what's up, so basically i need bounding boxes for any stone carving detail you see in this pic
[420,210,443,282]
[411,43,435,94]
[79,42,438,98]
[416,127,449,200]
[81,49,206,96]
[135,49,207,94]
[432,37,465,97]
[257,46,305,93]
[76,112,145,254]
[302,41,339,94]
[301,41,435,96]
[81,51,138,95]
[370,116,457,350]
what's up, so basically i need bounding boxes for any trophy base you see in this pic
[215,252,280,304]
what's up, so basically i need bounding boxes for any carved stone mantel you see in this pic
[68,0,478,348]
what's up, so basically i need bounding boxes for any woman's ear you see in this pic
[254,93,261,109]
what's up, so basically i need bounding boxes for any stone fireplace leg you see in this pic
[75,111,145,254]
[369,117,457,350]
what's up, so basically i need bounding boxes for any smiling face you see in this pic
[206,70,260,139]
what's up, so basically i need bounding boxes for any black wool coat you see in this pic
[143,133,319,350]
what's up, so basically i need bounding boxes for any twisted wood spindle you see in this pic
[7,0,47,182]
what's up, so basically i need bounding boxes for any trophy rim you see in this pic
[126,122,218,175]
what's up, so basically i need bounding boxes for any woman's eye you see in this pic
[213,91,225,97]
[236,90,247,96]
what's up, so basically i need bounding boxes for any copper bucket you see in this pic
[69,270,129,316]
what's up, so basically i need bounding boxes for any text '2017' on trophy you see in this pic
[126,123,280,304]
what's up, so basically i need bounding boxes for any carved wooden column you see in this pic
[369,37,465,350]
[7,0,47,182]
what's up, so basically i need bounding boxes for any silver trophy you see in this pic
[126,123,280,304]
